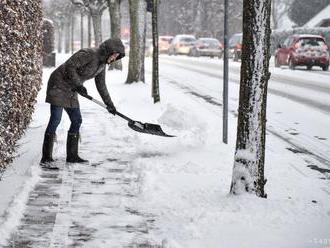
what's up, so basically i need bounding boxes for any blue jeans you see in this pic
[45,105,82,134]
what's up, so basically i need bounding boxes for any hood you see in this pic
[98,38,125,63]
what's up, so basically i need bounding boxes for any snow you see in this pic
[0,53,330,247]
[0,108,44,245]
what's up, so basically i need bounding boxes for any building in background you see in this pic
[304,5,330,28]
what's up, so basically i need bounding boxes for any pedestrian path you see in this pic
[5,110,162,248]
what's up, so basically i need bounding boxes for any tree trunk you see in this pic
[90,9,103,47]
[230,0,272,198]
[64,17,71,53]
[88,13,92,47]
[57,23,63,53]
[152,0,160,103]
[80,12,84,49]
[108,0,122,70]
[126,0,147,84]
[71,14,75,54]
[271,0,278,29]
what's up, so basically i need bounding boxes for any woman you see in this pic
[40,38,125,165]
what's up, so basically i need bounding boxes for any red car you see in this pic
[275,34,329,71]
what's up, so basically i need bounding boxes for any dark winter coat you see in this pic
[46,38,125,108]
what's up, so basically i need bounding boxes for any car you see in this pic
[159,35,173,54]
[275,34,329,71]
[228,33,242,61]
[168,34,197,56]
[189,38,223,58]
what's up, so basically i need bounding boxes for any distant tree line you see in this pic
[158,0,243,39]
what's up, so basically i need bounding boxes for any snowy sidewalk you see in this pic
[5,134,160,247]
[1,56,166,247]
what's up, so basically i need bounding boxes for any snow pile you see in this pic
[158,104,207,148]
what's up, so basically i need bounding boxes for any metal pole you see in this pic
[152,0,160,103]
[223,0,229,144]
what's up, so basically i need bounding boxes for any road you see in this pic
[156,55,330,170]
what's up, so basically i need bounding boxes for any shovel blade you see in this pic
[128,121,175,137]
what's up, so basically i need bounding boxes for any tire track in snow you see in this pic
[149,67,330,170]
[160,58,330,114]
[161,56,330,93]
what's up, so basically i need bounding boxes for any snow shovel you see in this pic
[81,94,175,137]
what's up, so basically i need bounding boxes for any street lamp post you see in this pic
[223,0,229,144]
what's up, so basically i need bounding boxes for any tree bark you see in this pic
[64,17,71,53]
[108,0,122,70]
[80,11,84,49]
[152,0,160,103]
[57,23,63,53]
[71,14,75,54]
[90,9,102,47]
[230,0,272,198]
[88,13,92,47]
[126,0,147,84]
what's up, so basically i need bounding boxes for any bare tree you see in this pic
[43,0,73,53]
[64,17,71,53]
[230,0,272,198]
[158,0,242,39]
[78,0,108,47]
[126,0,147,84]
[272,0,294,29]
[107,0,122,70]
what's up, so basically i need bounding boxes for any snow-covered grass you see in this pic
[0,53,330,247]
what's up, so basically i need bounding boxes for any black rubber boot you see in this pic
[40,133,56,164]
[66,133,88,163]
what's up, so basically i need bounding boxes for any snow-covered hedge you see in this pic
[0,1,43,170]
[271,27,330,54]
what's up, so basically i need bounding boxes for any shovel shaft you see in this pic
[83,94,133,122]
[78,93,174,137]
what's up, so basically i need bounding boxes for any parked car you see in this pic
[189,38,223,58]
[275,34,329,71]
[159,35,173,54]
[168,34,197,55]
[228,33,242,61]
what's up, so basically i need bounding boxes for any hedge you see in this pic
[0,1,43,170]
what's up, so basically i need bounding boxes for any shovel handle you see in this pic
[81,93,133,122]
